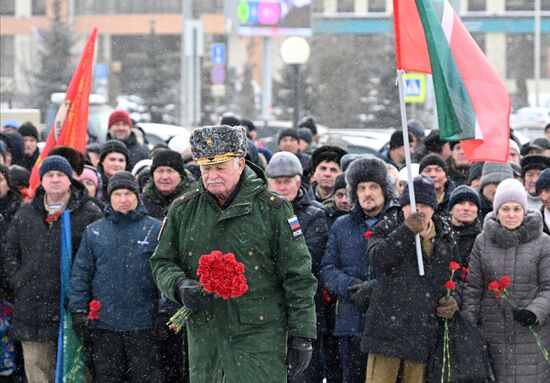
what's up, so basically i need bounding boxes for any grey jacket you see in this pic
[462,210,550,383]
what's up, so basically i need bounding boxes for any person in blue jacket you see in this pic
[320,156,397,383]
[68,171,162,382]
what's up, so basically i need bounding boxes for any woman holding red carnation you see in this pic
[463,178,550,382]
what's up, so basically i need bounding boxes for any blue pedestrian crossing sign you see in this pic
[404,73,426,103]
[211,43,226,66]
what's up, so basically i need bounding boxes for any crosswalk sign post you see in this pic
[403,73,426,103]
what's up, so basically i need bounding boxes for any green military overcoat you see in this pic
[150,163,317,383]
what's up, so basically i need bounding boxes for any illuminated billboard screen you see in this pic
[237,0,312,36]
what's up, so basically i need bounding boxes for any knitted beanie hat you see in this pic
[399,176,438,209]
[448,185,481,210]
[493,178,528,213]
[39,155,73,180]
[107,171,139,199]
[151,150,185,178]
[108,110,132,128]
[479,162,513,191]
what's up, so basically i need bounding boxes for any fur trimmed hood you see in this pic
[483,210,544,249]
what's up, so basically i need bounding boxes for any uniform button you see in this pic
[188,251,192,257]
[248,251,253,256]
[254,265,259,270]
[259,315,264,321]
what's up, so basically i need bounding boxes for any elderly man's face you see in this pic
[153,166,182,196]
[268,176,301,202]
[540,188,550,210]
[279,137,299,154]
[110,189,138,214]
[42,171,71,197]
[200,158,245,202]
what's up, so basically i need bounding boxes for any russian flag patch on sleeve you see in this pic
[287,215,303,240]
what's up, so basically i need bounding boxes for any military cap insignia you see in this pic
[190,125,247,165]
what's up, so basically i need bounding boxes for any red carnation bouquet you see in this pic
[440,261,461,382]
[488,276,549,364]
[168,250,248,332]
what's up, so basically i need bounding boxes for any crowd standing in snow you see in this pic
[1,113,550,382]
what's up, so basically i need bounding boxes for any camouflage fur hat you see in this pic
[190,125,248,165]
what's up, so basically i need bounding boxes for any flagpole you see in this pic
[397,69,424,277]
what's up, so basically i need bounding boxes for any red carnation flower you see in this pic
[363,230,373,240]
[89,300,101,312]
[88,310,99,320]
[449,261,461,271]
[487,280,500,292]
[444,280,456,291]
[499,276,511,291]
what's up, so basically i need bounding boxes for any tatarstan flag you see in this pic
[393,0,510,162]
[28,28,98,198]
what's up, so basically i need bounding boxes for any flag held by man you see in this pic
[393,0,510,162]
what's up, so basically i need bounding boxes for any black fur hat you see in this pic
[345,156,389,205]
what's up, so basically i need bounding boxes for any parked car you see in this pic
[135,123,192,150]
[510,107,550,133]
[319,128,394,155]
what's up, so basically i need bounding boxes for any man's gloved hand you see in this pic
[71,313,91,344]
[175,278,211,311]
[513,309,537,327]
[348,280,375,310]
[286,336,313,377]
[436,296,459,319]
[404,212,426,235]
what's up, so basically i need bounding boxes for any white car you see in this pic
[510,107,550,132]
[134,123,192,149]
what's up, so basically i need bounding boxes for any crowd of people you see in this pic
[0,111,550,382]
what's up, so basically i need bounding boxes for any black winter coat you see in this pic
[541,206,549,235]
[0,188,21,294]
[291,188,329,278]
[362,208,460,363]
[2,182,103,341]
[451,218,481,266]
[324,205,349,230]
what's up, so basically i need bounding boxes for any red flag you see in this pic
[28,28,98,198]
[393,0,510,162]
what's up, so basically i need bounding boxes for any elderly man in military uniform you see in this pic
[150,125,317,383]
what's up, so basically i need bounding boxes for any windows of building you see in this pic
[505,0,533,11]
[32,0,46,15]
[467,0,486,12]
[506,34,534,79]
[0,36,15,77]
[368,0,386,12]
[0,0,15,15]
[337,0,354,13]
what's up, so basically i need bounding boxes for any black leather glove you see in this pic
[71,313,91,345]
[286,336,313,376]
[175,278,211,311]
[513,309,537,327]
[347,280,374,310]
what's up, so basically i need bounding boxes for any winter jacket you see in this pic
[320,203,394,336]
[106,131,149,169]
[435,179,455,216]
[324,205,349,230]
[150,162,317,383]
[141,170,197,220]
[362,209,461,363]
[0,188,21,294]
[69,203,162,331]
[462,210,550,383]
[291,188,329,278]
[306,182,334,207]
[451,218,482,266]
[479,192,493,223]
[2,182,103,341]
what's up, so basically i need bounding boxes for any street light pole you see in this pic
[534,0,541,107]
[280,37,310,129]
[292,64,300,128]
